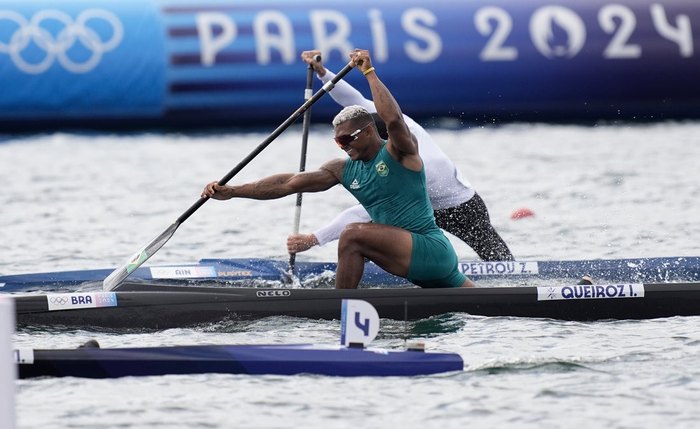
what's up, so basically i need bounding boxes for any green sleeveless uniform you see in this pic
[340,142,466,288]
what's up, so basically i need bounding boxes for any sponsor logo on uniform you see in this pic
[537,283,644,301]
[47,292,118,311]
[375,161,389,176]
[350,179,360,189]
[256,290,291,298]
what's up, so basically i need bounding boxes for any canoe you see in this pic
[2,256,699,293]
[15,343,463,378]
[13,280,700,329]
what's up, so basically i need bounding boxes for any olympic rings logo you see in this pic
[0,8,123,74]
[48,296,68,305]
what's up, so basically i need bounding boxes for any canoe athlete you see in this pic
[287,50,513,262]
[202,49,474,289]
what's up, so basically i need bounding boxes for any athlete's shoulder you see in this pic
[319,157,347,179]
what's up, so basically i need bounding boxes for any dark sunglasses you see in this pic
[335,123,372,147]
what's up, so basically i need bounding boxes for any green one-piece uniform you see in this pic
[340,142,466,288]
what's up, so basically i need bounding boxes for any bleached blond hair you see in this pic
[332,105,373,127]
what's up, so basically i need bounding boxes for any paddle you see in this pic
[288,54,321,277]
[103,59,354,291]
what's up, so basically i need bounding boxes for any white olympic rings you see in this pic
[0,8,123,74]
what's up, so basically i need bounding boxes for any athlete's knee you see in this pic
[338,223,366,251]
[461,278,477,288]
[339,222,365,239]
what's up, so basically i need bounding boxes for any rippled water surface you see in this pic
[2,122,700,428]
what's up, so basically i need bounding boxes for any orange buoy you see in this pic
[511,208,535,220]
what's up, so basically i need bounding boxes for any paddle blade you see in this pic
[102,222,180,291]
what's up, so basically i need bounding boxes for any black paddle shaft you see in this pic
[177,60,354,225]
[289,56,320,271]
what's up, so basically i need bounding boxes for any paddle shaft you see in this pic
[103,60,354,290]
[288,56,319,271]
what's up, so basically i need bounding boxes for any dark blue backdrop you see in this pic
[0,0,698,129]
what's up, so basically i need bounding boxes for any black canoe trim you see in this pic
[14,281,700,329]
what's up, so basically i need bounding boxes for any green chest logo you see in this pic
[375,161,389,176]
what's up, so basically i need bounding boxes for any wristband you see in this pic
[362,67,375,76]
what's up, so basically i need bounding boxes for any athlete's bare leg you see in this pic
[335,223,413,289]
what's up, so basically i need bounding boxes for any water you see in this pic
[2,122,700,428]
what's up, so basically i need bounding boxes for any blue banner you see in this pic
[0,0,165,120]
[0,0,699,128]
